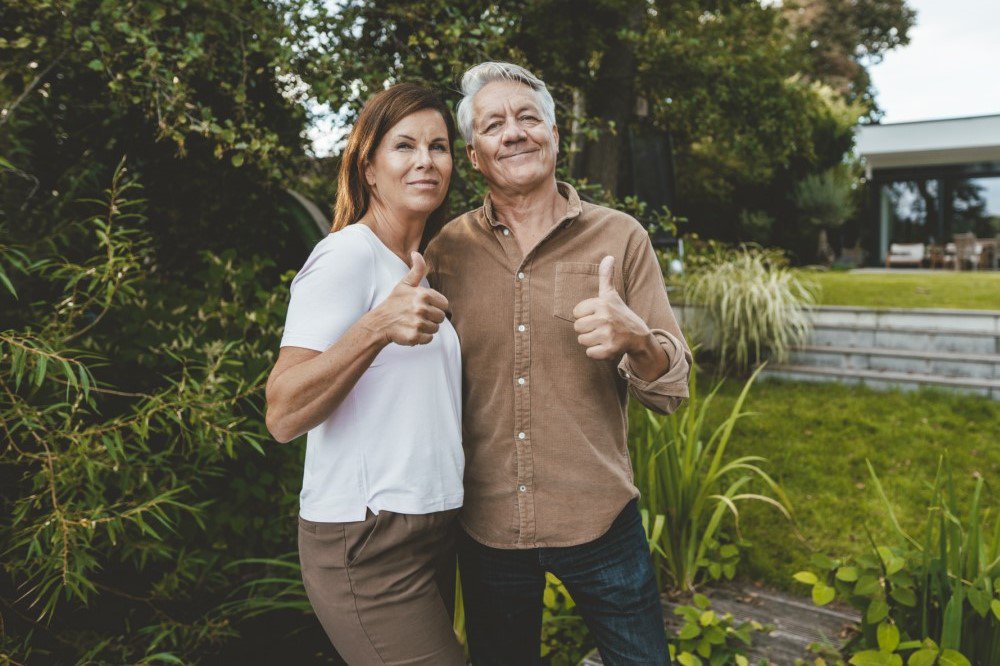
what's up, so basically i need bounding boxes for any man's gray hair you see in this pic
[456,62,556,143]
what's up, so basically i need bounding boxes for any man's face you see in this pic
[467,80,558,194]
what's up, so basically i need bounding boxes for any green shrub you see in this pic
[793,459,1000,666]
[682,246,817,375]
[669,592,763,666]
[630,365,792,593]
[0,161,303,663]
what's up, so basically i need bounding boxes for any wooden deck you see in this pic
[580,583,859,666]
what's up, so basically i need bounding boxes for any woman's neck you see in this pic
[359,201,426,264]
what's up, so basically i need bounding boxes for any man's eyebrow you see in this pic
[477,103,540,127]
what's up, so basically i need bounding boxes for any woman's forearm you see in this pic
[265,312,388,443]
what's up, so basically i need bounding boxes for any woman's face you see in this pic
[365,108,452,220]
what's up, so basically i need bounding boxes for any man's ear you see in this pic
[466,143,479,172]
[552,124,560,156]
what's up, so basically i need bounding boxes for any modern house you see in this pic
[856,114,1000,265]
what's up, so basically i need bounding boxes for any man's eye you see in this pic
[485,122,501,132]
[520,116,539,123]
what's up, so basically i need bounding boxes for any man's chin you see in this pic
[497,167,553,190]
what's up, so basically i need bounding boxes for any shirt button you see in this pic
[502,228,510,236]
[518,432,526,440]
[517,377,526,385]
[517,324,526,332]
[519,485,527,492]
[517,272,525,280]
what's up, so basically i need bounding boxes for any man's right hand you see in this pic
[364,251,449,346]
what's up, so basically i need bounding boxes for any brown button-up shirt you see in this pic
[425,182,691,549]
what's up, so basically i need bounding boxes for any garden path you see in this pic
[580,583,859,666]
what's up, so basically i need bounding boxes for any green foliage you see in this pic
[793,459,1000,665]
[683,247,817,375]
[0,0,331,176]
[669,592,762,666]
[792,163,859,231]
[629,366,792,593]
[0,160,306,662]
[540,573,594,665]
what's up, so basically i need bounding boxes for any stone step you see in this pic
[810,322,999,355]
[761,364,1000,400]
[789,345,1000,380]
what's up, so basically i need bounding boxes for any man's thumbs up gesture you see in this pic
[367,251,449,346]
[571,256,652,361]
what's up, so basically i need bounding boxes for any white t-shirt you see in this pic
[280,223,464,522]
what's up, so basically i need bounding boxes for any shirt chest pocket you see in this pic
[553,262,600,322]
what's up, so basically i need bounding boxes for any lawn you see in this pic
[802,270,1000,310]
[700,374,1000,590]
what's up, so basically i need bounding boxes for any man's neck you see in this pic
[490,179,565,233]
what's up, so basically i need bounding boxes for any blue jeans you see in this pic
[457,499,671,665]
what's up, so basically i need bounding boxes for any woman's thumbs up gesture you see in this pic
[366,252,449,346]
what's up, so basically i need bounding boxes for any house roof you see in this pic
[857,114,1000,174]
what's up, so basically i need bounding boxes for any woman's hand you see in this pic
[363,252,449,346]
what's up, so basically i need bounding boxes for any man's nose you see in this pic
[501,122,527,144]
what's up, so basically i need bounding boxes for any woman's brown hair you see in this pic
[332,83,457,248]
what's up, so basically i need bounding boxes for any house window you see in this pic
[880,179,942,246]
[950,176,1000,237]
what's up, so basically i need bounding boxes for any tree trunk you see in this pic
[577,2,642,196]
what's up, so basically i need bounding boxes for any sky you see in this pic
[867,0,1000,123]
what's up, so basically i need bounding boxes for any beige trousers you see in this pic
[298,508,465,665]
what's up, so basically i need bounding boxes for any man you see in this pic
[425,62,691,665]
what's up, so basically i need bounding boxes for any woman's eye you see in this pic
[486,122,501,132]
[520,116,539,123]
[395,143,413,150]
[431,143,448,151]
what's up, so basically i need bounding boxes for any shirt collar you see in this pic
[480,180,583,229]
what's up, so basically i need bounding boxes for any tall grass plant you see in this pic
[683,247,816,375]
[629,366,792,593]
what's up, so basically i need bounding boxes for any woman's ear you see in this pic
[364,159,376,188]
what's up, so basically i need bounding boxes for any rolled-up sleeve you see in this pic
[618,230,692,414]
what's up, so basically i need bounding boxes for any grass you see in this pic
[802,270,1000,310]
[697,375,1000,591]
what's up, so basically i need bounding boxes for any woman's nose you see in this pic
[414,147,433,169]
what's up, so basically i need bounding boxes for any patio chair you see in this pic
[952,232,982,271]
[885,243,925,269]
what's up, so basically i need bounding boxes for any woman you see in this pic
[265,83,465,665]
